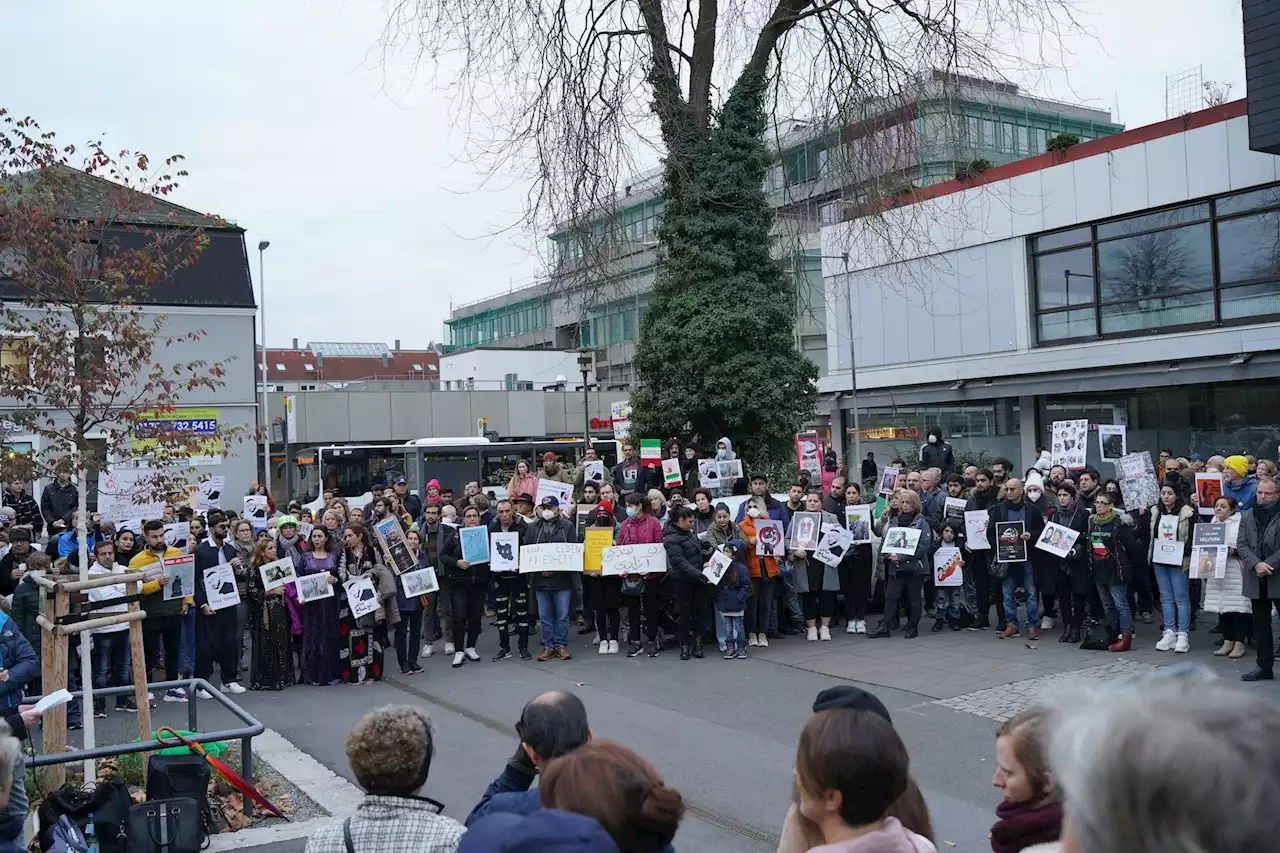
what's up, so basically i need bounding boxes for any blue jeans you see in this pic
[535,588,571,650]
[714,610,727,650]
[722,614,744,647]
[935,588,965,621]
[1001,563,1039,628]
[93,632,132,708]
[773,561,804,631]
[1096,581,1133,634]
[1153,566,1191,632]
[179,608,197,677]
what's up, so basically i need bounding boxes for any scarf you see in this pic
[990,799,1062,853]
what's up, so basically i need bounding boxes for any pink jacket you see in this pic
[617,514,663,545]
[507,473,537,501]
[807,819,936,853]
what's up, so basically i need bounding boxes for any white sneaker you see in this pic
[599,640,609,655]
[464,647,481,661]
[1156,629,1176,651]
[807,627,819,642]
[1174,632,1190,653]
[607,640,619,654]
[223,682,246,695]
[1040,616,1054,630]
[846,621,858,634]
[758,634,769,647]
[420,643,434,658]
[444,642,456,655]
[819,626,831,641]
[748,633,760,646]
[857,620,868,634]
[196,689,213,700]
[451,652,465,668]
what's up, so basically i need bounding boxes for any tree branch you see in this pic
[687,0,719,132]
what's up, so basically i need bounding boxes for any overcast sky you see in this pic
[9,1,1247,349]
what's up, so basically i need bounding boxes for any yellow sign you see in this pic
[130,407,223,464]
[583,527,613,574]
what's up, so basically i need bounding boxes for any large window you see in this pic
[1031,183,1280,344]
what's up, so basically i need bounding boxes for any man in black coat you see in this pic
[963,469,1000,630]
[487,500,531,661]
[39,474,77,535]
[193,511,243,695]
[663,506,712,661]
[986,478,1046,641]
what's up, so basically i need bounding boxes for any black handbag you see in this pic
[125,799,204,853]
[38,779,132,853]
[1079,619,1113,651]
[621,574,645,597]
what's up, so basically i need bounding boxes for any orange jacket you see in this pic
[737,516,779,579]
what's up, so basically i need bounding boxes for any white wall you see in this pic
[439,349,588,390]
[820,114,1280,394]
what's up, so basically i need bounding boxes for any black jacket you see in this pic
[663,522,709,584]
[40,480,78,529]
[612,460,656,497]
[193,539,239,609]
[0,549,34,598]
[920,441,955,474]
[2,489,41,537]
[1087,512,1142,586]
[1047,503,1093,595]
[521,515,577,590]
[440,525,491,586]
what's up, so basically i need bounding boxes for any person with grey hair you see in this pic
[305,705,463,853]
[1050,674,1280,853]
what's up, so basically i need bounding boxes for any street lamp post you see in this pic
[257,240,271,502]
[577,349,593,452]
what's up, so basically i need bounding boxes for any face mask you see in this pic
[747,507,762,519]
[625,507,638,518]
[1027,489,1042,501]
[928,435,937,444]
[541,509,556,521]
[716,448,729,460]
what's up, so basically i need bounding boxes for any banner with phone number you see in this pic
[130,407,223,464]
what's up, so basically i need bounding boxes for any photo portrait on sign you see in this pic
[882,527,922,556]
[400,567,440,596]
[258,556,298,592]
[162,555,194,602]
[1097,425,1127,461]
[297,572,334,603]
[788,512,822,551]
[344,577,380,619]
[877,467,900,496]
[702,548,733,585]
[243,495,268,523]
[1034,522,1080,559]
[698,459,718,485]
[1195,473,1223,516]
[203,565,240,611]
[813,524,855,568]
[582,460,606,486]
[844,505,873,544]
[716,459,743,480]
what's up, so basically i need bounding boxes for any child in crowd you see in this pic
[714,541,751,660]
[933,522,966,632]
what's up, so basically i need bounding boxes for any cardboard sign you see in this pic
[296,572,335,603]
[161,554,194,602]
[845,505,873,544]
[933,546,963,587]
[202,565,240,611]
[344,576,380,619]
[583,527,613,574]
[535,478,574,508]
[640,439,662,467]
[995,521,1027,563]
[882,527,922,556]
[1035,522,1079,559]
[489,531,520,573]
[1195,473,1222,516]
[661,458,683,486]
[460,526,490,564]
[600,544,666,576]
[258,556,297,592]
[703,548,733,585]
[400,567,439,596]
[755,519,786,557]
[519,543,585,573]
[964,510,991,550]
[813,524,854,567]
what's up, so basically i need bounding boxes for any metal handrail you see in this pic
[22,678,267,816]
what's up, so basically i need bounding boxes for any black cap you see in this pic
[811,686,892,725]
[749,473,769,482]
[8,527,31,543]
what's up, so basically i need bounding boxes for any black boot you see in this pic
[1066,625,1081,645]
[692,639,705,659]
[1059,623,1072,643]
[931,618,945,633]
[1242,666,1274,682]
[517,638,532,661]
[679,644,691,661]
[903,624,919,639]
[626,641,644,658]
[868,622,891,638]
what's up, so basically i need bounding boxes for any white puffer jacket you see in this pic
[1203,513,1252,615]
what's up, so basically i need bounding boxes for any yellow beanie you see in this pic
[1224,455,1249,478]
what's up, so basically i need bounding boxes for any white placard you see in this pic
[1051,419,1089,469]
[258,556,297,592]
[933,546,963,587]
[844,505,873,545]
[97,469,167,524]
[813,524,855,567]
[1152,539,1186,566]
[400,567,439,596]
[161,554,194,601]
[581,460,606,486]
[703,548,733,585]
[697,459,719,488]
[164,522,190,551]
[788,512,822,551]
[344,576,380,619]
[243,495,269,523]
[600,544,667,577]
[1097,425,1127,461]
[1157,515,1178,542]
[882,527,922,556]
[716,459,743,480]
[964,510,991,550]
[202,565,240,611]
[296,572,335,603]
[944,497,967,523]
[1034,521,1080,559]
[195,476,224,512]
[610,401,631,440]
[489,531,521,573]
[535,478,575,509]
[661,457,683,486]
[755,519,786,557]
[519,542,585,573]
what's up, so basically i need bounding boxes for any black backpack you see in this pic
[144,755,211,844]
[37,779,132,853]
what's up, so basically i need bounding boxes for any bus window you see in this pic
[320,447,413,500]
[418,451,482,497]
[481,451,533,492]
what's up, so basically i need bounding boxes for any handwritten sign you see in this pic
[600,544,667,577]
[344,576,380,619]
[535,478,574,508]
[583,528,613,574]
[519,543,585,573]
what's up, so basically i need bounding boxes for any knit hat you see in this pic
[275,514,299,530]
[459,810,620,853]
[1224,455,1249,478]
[1024,471,1045,493]
[811,686,893,725]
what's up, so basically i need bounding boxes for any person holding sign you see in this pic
[962,470,1000,631]
[1046,482,1093,645]
[1087,492,1143,653]
[1148,482,1195,653]
[194,511,245,696]
[1238,476,1280,681]
[869,490,934,639]
[839,483,877,636]
[441,506,493,669]
[338,524,396,684]
[664,506,713,661]
[247,539,295,691]
[986,479,1045,641]
[618,491,666,658]
[523,497,578,662]
[293,526,342,685]
[1204,496,1251,661]
[584,503,622,656]
[795,491,841,643]
[712,541,751,660]
[487,500,532,662]
[130,520,190,704]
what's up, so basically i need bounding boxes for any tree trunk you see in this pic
[76,464,96,781]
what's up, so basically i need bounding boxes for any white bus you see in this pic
[303,436,620,512]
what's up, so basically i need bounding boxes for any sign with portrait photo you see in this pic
[995,521,1027,563]
[882,526,922,557]
[844,504,873,545]
[933,546,963,587]
[1051,419,1089,470]
[1034,521,1080,559]
[787,512,822,551]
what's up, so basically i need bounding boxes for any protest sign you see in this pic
[373,517,417,575]
[1051,419,1089,469]
[697,459,718,486]
[877,467,900,496]
[1152,539,1186,566]
[296,573,334,603]
[583,528,613,574]
[882,527,921,556]
[944,497,966,525]
[640,439,662,467]
[195,476,224,512]
[995,521,1027,563]
[845,505,873,544]
[161,555,194,602]
[1098,425,1127,461]
[610,401,631,440]
[1190,522,1228,579]
[202,565,240,611]
[400,567,439,596]
[243,495,268,523]
[933,546,963,587]
[1116,451,1160,512]
[461,526,490,563]
[1035,522,1079,559]
[703,548,733,585]
[661,458,682,486]
[535,478,574,508]
[258,556,297,592]
[813,524,854,568]
[788,512,822,551]
[795,431,823,480]
[581,460,606,486]
[1195,473,1222,516]
[490,531,520,572]
[964,510,991,549]
[574,504,596,540]
[164,522,189,551]
[755,519,786,557]
[344,577,380,619]
[519,543,585,573]
[600,544,666,577]
[717,459,743,480]
[97,469,166,524]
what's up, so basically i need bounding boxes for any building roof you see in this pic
[9,165,239,230]
[260,346,440,382]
